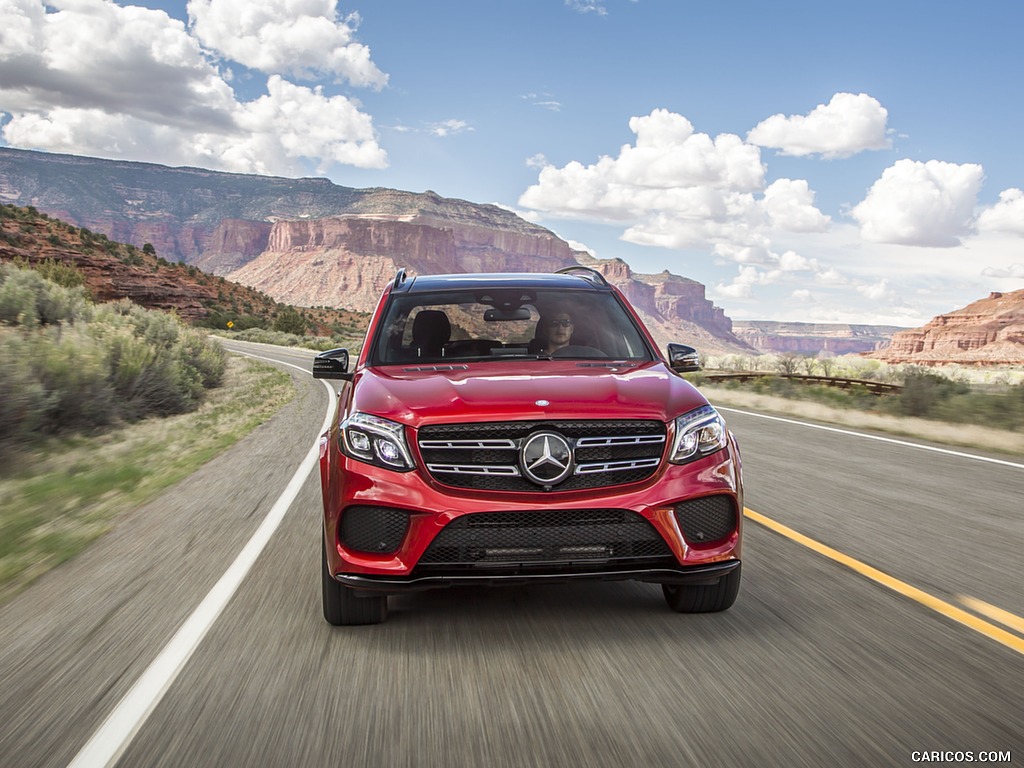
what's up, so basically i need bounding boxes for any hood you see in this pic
[350,360,708,428]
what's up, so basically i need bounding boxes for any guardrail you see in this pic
[700,372,903,396]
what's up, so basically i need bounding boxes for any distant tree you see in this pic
[142,243,156,257]
[775,352,801,375]
[273,306,307,335]
[817,355,836,377]
[800,356,818,375]
[36,258,86,290]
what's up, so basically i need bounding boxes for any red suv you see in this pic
[313,267,743,624]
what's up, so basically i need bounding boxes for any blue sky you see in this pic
[2,0,1023,325]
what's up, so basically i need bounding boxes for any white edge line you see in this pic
[716,406,1024,470]
[68,352,336,768]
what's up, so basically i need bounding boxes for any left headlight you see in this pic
[669,405,728,464]
[340,412,414,471]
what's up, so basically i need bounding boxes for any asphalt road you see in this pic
[1,339,1021,768]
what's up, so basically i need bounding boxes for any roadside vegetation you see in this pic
[696,352,1024,453]
[216,325,364,356]
[0,261,297,602]
[1,203,369,340]
[0,260,227,456]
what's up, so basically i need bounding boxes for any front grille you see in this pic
[415,508,674,574]
[418,420,666,492]
[339,506,410,554]
[674,496,736,545]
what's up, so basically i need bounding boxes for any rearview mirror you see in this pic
[484,307,532,321]
[667,343,701,373]
[313,347,351,380]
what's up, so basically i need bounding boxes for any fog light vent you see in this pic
[674,496,736,545]
[339,506,410,554]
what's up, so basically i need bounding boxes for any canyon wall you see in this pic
[870,290,1024,365]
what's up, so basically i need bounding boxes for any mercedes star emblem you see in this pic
[520,431,573,486]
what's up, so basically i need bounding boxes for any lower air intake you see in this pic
[339,506,410,554]
[674,496,736,545]
[415,508,674,573]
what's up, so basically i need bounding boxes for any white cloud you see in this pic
[713,242,773,265]
[791,289,813,302]
[0,0,236,128]
[519,109,835,259]
[0,0,46,58]
[747,92,890,159]
[815,267,849,285]
[526,153,548,169]
[187,0,387,87]
[850,159,983,246]
[427,119,472,137]
[977,188,1024,236]
[232,76,387,172]
[710,281,753,300]
[762,178,831,232]
[982,263,1024,278]
[566,0,608,15]
[522,92,561,111]
[0,0,386,173]
[856,278,896,302]
[777,250,819,272]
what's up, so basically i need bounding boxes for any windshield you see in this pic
[370,288,654,365]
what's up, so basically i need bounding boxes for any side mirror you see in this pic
[313,347,352,380]
[667,343,701,373]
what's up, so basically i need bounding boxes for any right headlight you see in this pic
[339,412,414,471]
[669,405,728,464]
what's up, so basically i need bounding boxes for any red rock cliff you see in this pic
[870,289,1024,365]
[227,215,576,313]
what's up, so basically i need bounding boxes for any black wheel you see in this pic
[322,538,388,625]
[662,564,741,613]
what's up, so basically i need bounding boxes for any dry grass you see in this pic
[702,386,1024,456]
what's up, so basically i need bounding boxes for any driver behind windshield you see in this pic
[533,311,574,355]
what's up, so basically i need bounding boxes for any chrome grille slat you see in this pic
[419,438,517,450]
[426,463,520,476]
[575,458,661,475]
[575,435,665,447]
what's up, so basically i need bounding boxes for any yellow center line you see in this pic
[958,595,1024,636]
[743,507,1024,657]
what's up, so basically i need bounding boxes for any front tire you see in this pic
[662,563,741,613]
[322,538,388,625]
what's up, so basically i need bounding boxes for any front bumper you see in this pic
[322,434,743,583]
[334,560,741,595]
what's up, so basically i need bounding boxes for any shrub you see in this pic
[273,305,307,335]
[889,371,969,418]
[0,331,48,455]
[31,327,115,432]
[0,265,229,460]
[35,258,86,289]
[0,263,90,327]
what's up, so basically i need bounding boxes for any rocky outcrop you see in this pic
[577,255,754,354]
[227,215,576,313]
[195,219,273,274]
[0,147,557,268]
[0,216,217,320]
[870,290,1024,365]
[734,321,903,355]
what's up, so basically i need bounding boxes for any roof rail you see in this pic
[555,265,609,286]
[392,267,408,290]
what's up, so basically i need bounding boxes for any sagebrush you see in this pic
[0,263,227,459]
